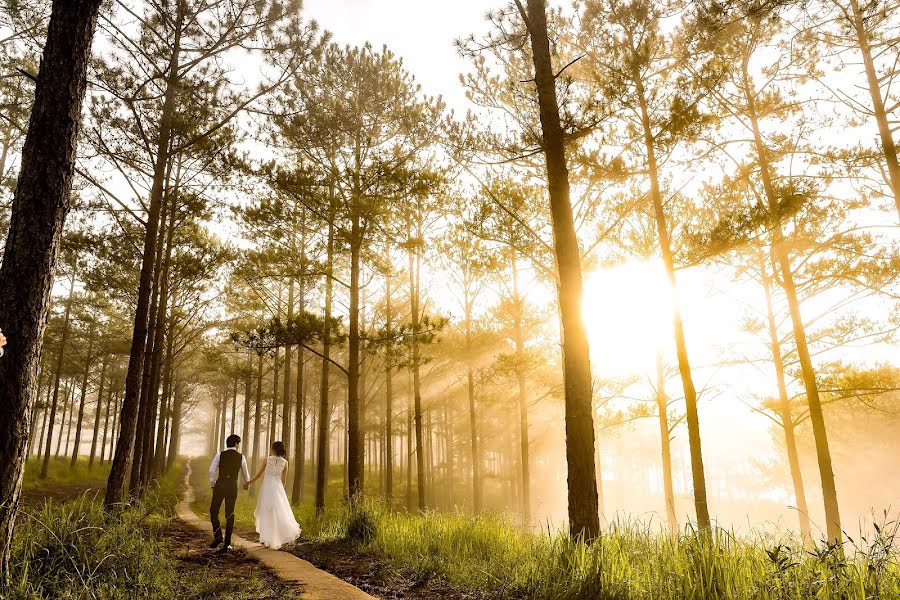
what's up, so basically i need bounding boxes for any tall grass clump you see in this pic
[7,464,184,599]
[312,499,900,600]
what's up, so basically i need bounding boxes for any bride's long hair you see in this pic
[271,440,287,458]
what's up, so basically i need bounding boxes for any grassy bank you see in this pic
[188,460,900,599]
[9,460,289,599]
[21,456,112,490]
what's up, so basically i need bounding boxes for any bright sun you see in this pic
[582,260,673,377]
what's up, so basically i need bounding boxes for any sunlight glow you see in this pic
[583,260,672,377]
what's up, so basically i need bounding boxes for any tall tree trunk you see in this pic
[655,349,678,538]
[519,0,599,539]
[406,371,414,512]
[634,68,711,531]
[70,326,95,468]
[153,315,175,477]
[88,356,108,469]
[510,248,531,523]
[741,58,843,543]
[56,380,72,457]
[0,0,103,578]
[252,351,263,470]
[106,0,185,510]
[100,372,114,465]
[315,214,335,515]
[166,373,184,473]
[292,215,307,503]
[41,276,75,478]
[282,282,295,449]
[408,217,426,511]
[759,253,813,543]
[848,0,900,220]
[347,217,363,501]
[384,243,394,502]
[243,354,252,453]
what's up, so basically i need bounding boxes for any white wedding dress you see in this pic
[255,456,301,549]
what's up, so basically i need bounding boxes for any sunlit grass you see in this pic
[7,464,180,599]
[21,456,111,489]
[186,460,900,599]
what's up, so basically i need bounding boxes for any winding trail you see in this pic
[178,461,377,600]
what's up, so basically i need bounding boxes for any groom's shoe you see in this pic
[216,543,233,553]
[209,535,223,549]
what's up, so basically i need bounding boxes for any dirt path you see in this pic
[179,461,378,600]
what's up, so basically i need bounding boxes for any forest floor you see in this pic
[187,461,486,600]
[17,458,295,599]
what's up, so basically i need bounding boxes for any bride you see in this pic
[245,441,301,549]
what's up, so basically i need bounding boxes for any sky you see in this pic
[302,0,503,113]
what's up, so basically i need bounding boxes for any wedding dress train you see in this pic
[255,456,301,549]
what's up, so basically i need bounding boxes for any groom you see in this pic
[209,433,251,552]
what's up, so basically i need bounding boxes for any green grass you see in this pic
[8,465,180,599]
[186,460,900,599]
[21,456,112,490]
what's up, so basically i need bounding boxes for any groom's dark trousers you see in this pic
[210,449,244,546]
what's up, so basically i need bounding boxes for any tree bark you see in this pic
[0,0,103,579]
[252,351,263,470]
[315,214,335,515]
[88,356,108,469]
[510,248,531,523]
[408,217,426,511]
[347,216,364,502]
[519,0,600,539]
[100,371,114,465]
[384,242,394,503]
[848,0,900,220]
[655,349,678,538]
[741,58,843,543]
[759,253,813,543]
[634,66,711,531]
[70,326,95,468]
[106,0,185,510]
[166,373,184,473]
[41,276,75,477]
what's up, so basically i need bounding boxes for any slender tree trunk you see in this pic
[519,0,599,539]
[292,215,307,503]
[741,59,842,543]
[315,214,335,515]
[634,68,711,531]
[407,371,414,511]
[41,276,75,478]
[655,349,678,538]
[153,316,175,477]
[282,277,294,446]
[0,0,103,577]
[70,326,95,468]
[408,217,426,511]
[510,249,531,523]
[100,373,114,465]
[848,0,900,220]
[56,380,72,457]
[347,217,364,502]
[87,356,107,470]
[252,351,263,471]
[243,354,252,451]
[106,0,185,510]
[384,243,394,502]
[166,373,184,473]
[759,253,813,543]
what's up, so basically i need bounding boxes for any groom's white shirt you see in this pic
[209,447,251,487]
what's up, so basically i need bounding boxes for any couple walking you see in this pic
[208,434,301,552]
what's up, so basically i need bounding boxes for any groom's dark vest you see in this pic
[217,449,243,488]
